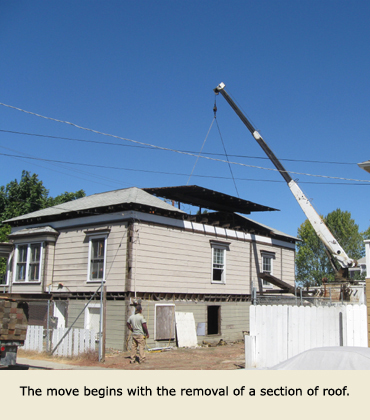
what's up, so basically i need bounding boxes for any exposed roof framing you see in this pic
[144,185,278,214]
[187,212,296,242]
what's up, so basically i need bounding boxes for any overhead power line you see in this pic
[0,129,358,165]
[1,102,369,183]
[1,152,369,185]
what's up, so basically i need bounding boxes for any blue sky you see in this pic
[1,0,369,237]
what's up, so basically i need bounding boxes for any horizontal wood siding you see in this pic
[281,248,295,284]
[66,300,87,330]
[133,223,251,295]
[45,217,294,296]
[106,301,126,350]
[52,223,128,292]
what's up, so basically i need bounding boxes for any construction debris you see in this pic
[0,298,28,342]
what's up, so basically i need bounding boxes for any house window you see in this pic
[14,243,43,283]
[87,235,107,282]
[261,251,275,287]
[210,241,230,284]
[29,244,41,281]
[213,248,225,282]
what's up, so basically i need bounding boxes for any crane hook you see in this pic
[213,98,217,118]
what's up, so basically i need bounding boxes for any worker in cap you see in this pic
[127,304,149,364]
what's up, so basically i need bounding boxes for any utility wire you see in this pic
[0,129,358,165]
[1,102,370,183]
[0,145,126,189]
[0,152,369,185]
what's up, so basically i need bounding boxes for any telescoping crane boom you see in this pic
[214,82,356,278]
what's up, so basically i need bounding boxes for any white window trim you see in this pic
[86,234,108,283]
[1,250,13,286]
[261,251,275,288]
[210,242,229,285]
[12,242,43,284]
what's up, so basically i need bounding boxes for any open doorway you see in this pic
[207,305,221,335]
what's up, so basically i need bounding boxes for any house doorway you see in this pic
[207,305,221,335]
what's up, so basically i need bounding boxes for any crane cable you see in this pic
[187,96,240,199]
[186,112,216,185]
[214,108,240,197]
[212,95,240,197]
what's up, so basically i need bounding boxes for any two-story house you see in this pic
[2,185,297,350]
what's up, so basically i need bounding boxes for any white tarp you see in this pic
[175,312,198,347]
[270,346,370,370]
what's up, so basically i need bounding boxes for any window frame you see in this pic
[13,242,44,284]
[260,251,275,288]
[87,234,108,283]
[210,241,230,284]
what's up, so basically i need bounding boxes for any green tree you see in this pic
[0,171,85,279]
[296,209,365,287]
[363,226,370,240]
[46,190,85,207]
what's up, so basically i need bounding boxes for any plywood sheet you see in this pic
[175,312,197,347]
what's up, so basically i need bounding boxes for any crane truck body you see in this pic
[214,82,356,278]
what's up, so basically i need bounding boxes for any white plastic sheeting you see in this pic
[271,346,370,370]
[246,304,368,368]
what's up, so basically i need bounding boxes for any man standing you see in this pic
[127,304,149,364]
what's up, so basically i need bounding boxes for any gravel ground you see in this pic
[18,341,246,370]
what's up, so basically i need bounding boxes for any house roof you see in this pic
[4,187,185,226]
[238,214,298,241]
[143,185,278,214]
[358,160,370,174]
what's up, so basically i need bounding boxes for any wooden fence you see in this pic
[51,328,96,357]
[245,304,368,368]
[24,325,44,351]
[23,326,96,357]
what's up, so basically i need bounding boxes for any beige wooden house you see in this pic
[2,185,297,350]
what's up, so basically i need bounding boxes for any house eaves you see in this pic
[358,160,370,174]
[4,187,185,227]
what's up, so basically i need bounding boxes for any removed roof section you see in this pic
[144,185,278,215]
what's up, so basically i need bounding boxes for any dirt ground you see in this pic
[18,341,246,370]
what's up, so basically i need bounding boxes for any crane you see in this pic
[214,82,356,280]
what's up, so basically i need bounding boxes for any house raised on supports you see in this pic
[1,185,297,350]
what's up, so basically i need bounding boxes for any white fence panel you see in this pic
[24,325,43,352]
[247,304,368,368]
[52,328,96,357]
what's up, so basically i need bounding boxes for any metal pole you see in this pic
[99,277,104,362]
[102,285,107,362]
[46,286,51,353]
